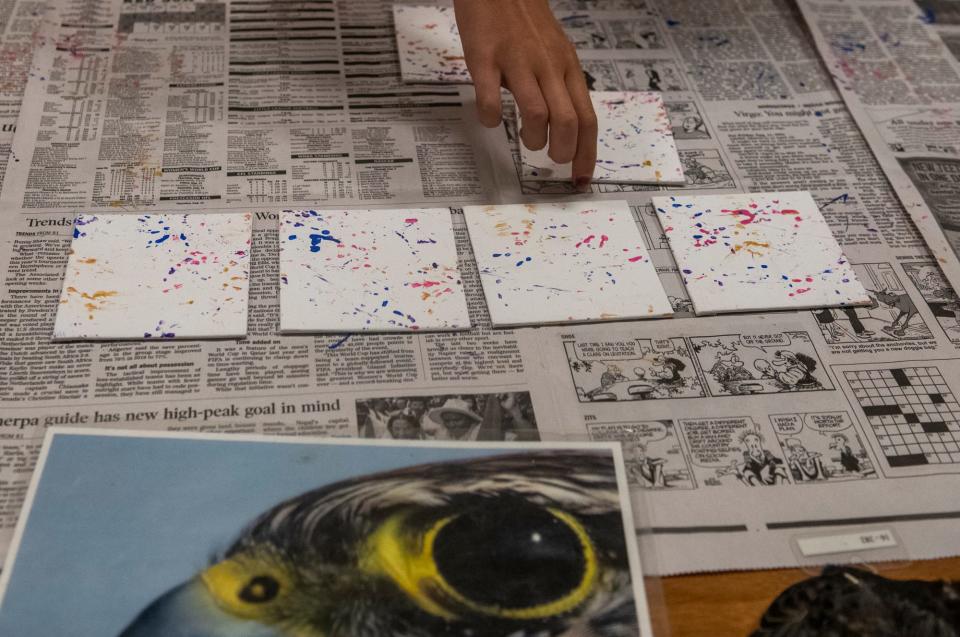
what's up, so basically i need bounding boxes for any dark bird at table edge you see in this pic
[752,565,960,637]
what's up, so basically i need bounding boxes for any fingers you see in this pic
[468,61,503,128]
[566,67,598,191]
[538,71,579,164]
[505,72,549,151]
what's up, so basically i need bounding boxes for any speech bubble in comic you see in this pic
[573,340,643,361]
[770,414,803,435]
[588,421,670,444]
[740,333,791,351]
[652,339,676,353]
[806,412,850,433]
[681,417,751,467]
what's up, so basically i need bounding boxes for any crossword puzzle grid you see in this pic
[845,367,960,467]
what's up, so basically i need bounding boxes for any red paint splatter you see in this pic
[575,234,595,248]
[722,208,757,225]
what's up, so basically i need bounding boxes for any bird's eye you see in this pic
[200,553,291,620]
[361,503,599,622]
[239,575,280,604]
[429,505,597,619]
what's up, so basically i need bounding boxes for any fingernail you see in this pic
[574,177,591,192]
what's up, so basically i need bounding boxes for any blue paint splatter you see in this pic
[309,229,341,252]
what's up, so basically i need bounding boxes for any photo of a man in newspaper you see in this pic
[357,392,540,441]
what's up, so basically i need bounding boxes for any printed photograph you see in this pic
[0,431,650,637]
[356,391,540,441]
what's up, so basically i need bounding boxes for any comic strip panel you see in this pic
[356,392,540,441]
[813,263,934,344]
[679,150,735,189]
[660,270,695,316]
[902,261,960,345]
[582,60,623,91]
[768,412,877,483]
[666,101,711,140]
[564,337,705,402]
[680,416,791,487]
[836,362,960,477]
[587,421,695,489]
[691,331,834,396]
[558,14,664,50]
[617,59,687,92]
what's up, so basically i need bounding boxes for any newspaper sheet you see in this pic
[796,0,960,292]
[1,0,959,575]
[0,0,51,186]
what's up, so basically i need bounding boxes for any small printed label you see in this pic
[797,529,898,557]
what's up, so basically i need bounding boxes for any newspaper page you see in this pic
[796,0,960,294]
[1,0,959,575]
[0,0,51,185]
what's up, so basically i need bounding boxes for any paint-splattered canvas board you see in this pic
[394,5,470,83]
[53,213,252,340]
[521,92,684,185]
[280,208,470,333]
[464,201,672,327]
[652,192,870,315]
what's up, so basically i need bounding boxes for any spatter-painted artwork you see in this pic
[394,5,470,83]
[280,208,470,333]
[521,91,684,185]
[653,192,870,315]
[53,213,253,340]
[464,201,672,327]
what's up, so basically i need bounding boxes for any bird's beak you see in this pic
[118,577,281,637]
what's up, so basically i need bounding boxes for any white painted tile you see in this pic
[54,212,252,340]
[465,200,672,327]
[394,5,470,83]
[280,208,470,333]
[522,91,684,185]
[653,191,870,315]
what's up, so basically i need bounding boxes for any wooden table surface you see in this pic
[650,556,960,636]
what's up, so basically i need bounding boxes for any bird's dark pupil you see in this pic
[239,575,280,603]
[433,504,586,610]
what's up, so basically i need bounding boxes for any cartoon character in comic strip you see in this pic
[666,101,710,140]
[565,338,705,402]
[582,60,622,91]
[588,421,695,489]
[726,430,790,486]
[679,150,734,189]
[769,412,876,482]
[691,332,832,396]
[558,14,609,49]
[619,60,686,92]
[815,263,933,343]
[902,262,960,344]
[681,417,789,487]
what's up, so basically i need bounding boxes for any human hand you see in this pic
[453,0,597,191]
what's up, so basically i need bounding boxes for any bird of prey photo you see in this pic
[117,450,641,637]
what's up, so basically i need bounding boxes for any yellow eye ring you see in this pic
[200,552,292,620]
[362,507,599,621]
